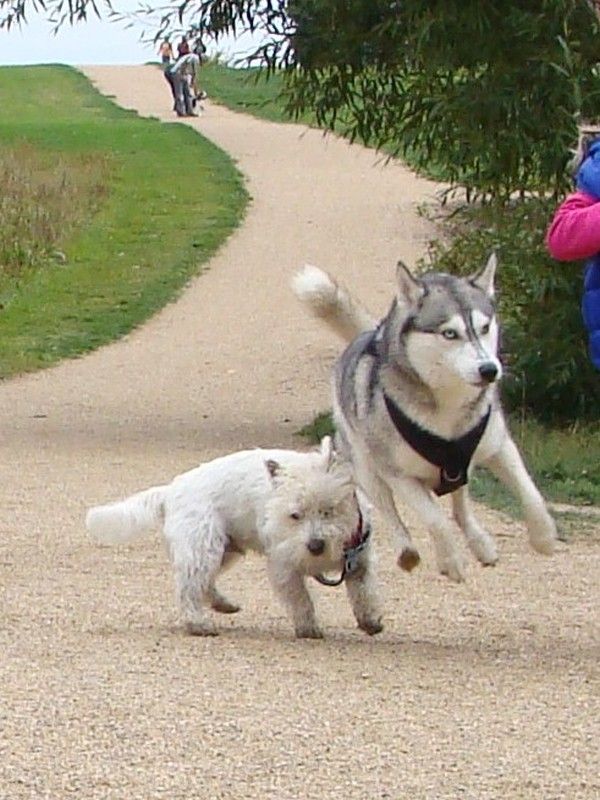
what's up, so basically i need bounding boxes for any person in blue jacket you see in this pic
[546,128,600,369]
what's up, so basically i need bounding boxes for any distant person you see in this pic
[158,39,174,65]
[177,37,191,58]
[165,52,202,117]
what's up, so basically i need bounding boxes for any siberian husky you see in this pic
[86,438,382,638]
[293,255,557,582]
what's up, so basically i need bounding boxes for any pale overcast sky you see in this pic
[0,5,265,66]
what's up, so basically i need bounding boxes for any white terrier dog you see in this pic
[86,438,382,638]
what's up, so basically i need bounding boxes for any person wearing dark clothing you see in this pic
[177,37,190,58]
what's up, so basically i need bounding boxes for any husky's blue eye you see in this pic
[441,329,458,340]
[481,323,490,335]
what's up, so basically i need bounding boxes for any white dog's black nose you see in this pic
[307,538,326,556]
[478,362,499,383]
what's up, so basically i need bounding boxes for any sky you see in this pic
[0,4,265,66]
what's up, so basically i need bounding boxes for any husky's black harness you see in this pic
[361,328,491,494]
[383,394,491,496]
[313,505,370,587]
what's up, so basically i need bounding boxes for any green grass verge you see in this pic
[298,410,600,521]
[0,65,247,376]
[201,63,306,123]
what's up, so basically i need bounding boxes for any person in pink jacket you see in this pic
[546,127,600,369]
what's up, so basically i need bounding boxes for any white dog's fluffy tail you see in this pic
[292,265,376,342]
[86,485,167,545]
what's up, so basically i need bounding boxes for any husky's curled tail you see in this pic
[86,486,166,545]
[292,265,376,342]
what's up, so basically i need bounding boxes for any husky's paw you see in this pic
[438,553,467,583]
[398,546,421,572]
[358,617,384,636]
[468,531,499,566]
[185,620,219,637]
[528,518,557,555]
[295,622,324,640]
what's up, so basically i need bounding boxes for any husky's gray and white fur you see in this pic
[86,437,382,638]
[293,256,557,582]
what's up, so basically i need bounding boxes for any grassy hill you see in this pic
[0,65,247,376]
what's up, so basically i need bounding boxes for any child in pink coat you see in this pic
[546,128,600,369]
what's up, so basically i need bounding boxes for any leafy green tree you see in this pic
[0,0,112,27]
[4,1,600,199]
[285,1,600,200]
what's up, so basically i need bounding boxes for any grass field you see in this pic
[201,63,300,123]
[0,65,247,376]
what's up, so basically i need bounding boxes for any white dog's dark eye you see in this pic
[321,508,333,519]
[290,511,303,521]
[441,329,458,340]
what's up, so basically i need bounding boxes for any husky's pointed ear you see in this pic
[319,436,334,470]
[471,252,497,298]
[396,260,424,306]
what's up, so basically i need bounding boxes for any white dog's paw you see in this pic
[528,517,557,555]
[438,552,467,583]
[295,622,324,640]
[185,620,219,637]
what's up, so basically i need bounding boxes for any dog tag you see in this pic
[344,548,361,575]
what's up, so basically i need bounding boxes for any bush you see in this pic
[422,198,600,422]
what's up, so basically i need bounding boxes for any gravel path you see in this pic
[1,65,597,800]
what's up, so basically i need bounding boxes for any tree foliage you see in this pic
[3,1,600,200]
[0,0,113,28]
[285,1,600,200]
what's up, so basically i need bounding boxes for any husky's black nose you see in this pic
[479,362,499,383]
[307,538,326,556]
